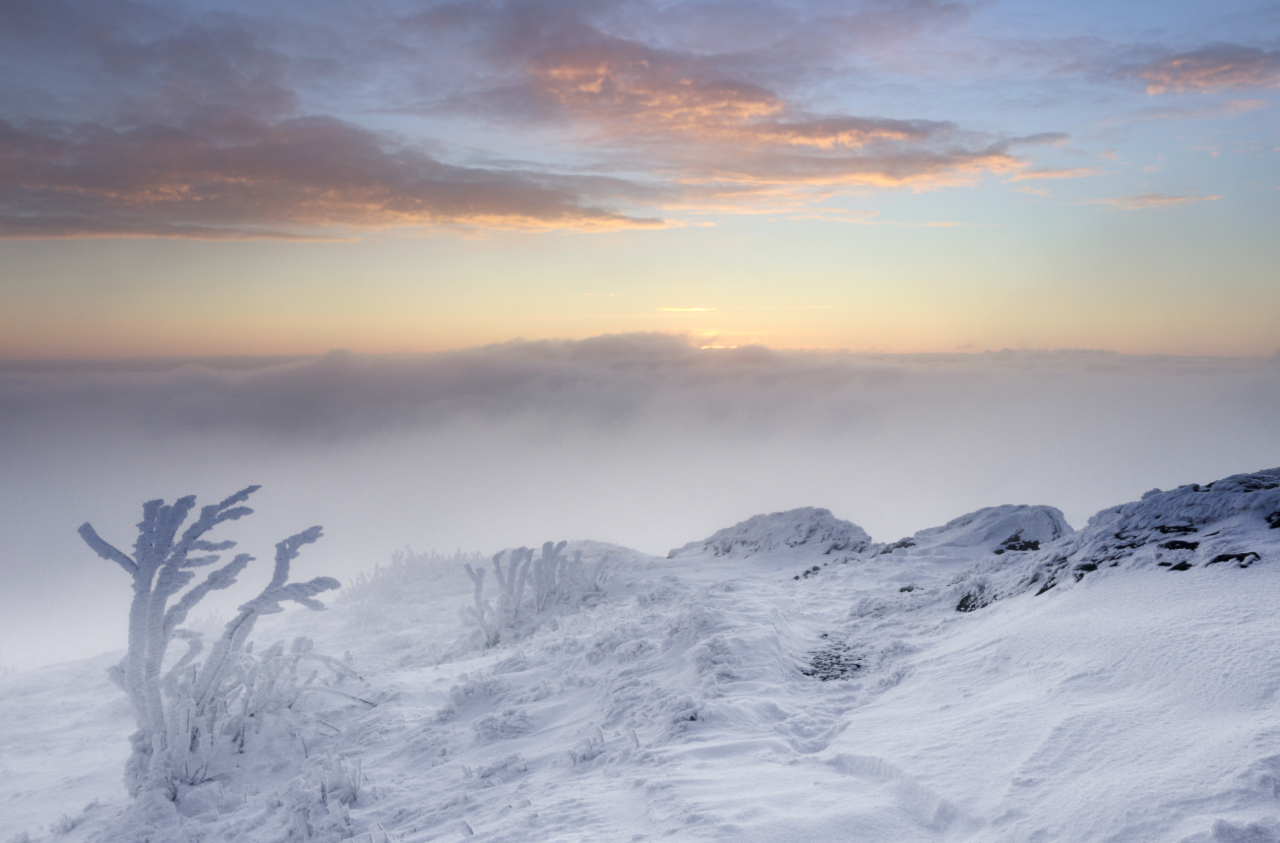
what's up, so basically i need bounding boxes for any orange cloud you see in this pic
[1006,167,1103,182]
[1091,193,1220,210]
[515,37,1033,199]
[1138,45,1280,94]
[0,0,1067,237]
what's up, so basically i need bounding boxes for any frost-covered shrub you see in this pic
[464,541,612,647]
[77,486,341,800]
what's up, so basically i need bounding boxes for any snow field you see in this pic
[3,470,1280,842]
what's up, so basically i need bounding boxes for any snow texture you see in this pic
[4,469,1280,843]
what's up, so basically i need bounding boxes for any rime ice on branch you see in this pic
[464,541,611,647]
[77,486,340,800]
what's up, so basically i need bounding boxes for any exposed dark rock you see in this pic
[956,592,991,612]
[802,640,862,681]
[994,531,1042,555]
[1155,524,1197,535]
[1159,540,1200,550]
[898,584,917,593]
[1168,561,1194,571]
[1208,552,1261,568]
[1267,511,1280,529]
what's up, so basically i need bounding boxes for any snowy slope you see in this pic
[4,471,1280,843]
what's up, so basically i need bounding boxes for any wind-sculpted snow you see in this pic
[954,467,1280,612]
[880,504,1072,557]
[668,507,873,560]
[6,470,1280,842]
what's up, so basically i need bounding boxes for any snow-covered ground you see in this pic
[4,469,1280,843]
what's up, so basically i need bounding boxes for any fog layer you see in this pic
[2,334,1277,668]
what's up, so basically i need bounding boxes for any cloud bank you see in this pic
[6,332,1270,442]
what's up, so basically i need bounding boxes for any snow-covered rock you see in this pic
[956,467,1280,611]
[879,504,1072,558]
[668,507,873,560]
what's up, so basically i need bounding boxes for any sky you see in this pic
[1,0,1278,356]
[1,1,1280,670]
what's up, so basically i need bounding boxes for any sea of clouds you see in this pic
[2,333,1278,668]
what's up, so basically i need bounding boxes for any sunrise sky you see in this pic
[2,0,1278,358]
[4,1,1280,671]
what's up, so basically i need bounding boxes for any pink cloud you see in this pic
[0,0,1073,236]
[1006,167,1103,182]
[1137,45,1280,94]
[512,38,1026,193]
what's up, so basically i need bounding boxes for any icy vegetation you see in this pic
[4,469,1280,842]
[73,488,347,835]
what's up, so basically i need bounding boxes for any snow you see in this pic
[668,507,873,560]
[970,467,1280,608]
[890,504,1072,555]
[4,469,1280,842]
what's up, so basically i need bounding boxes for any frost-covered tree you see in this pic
[77,486,340,800]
